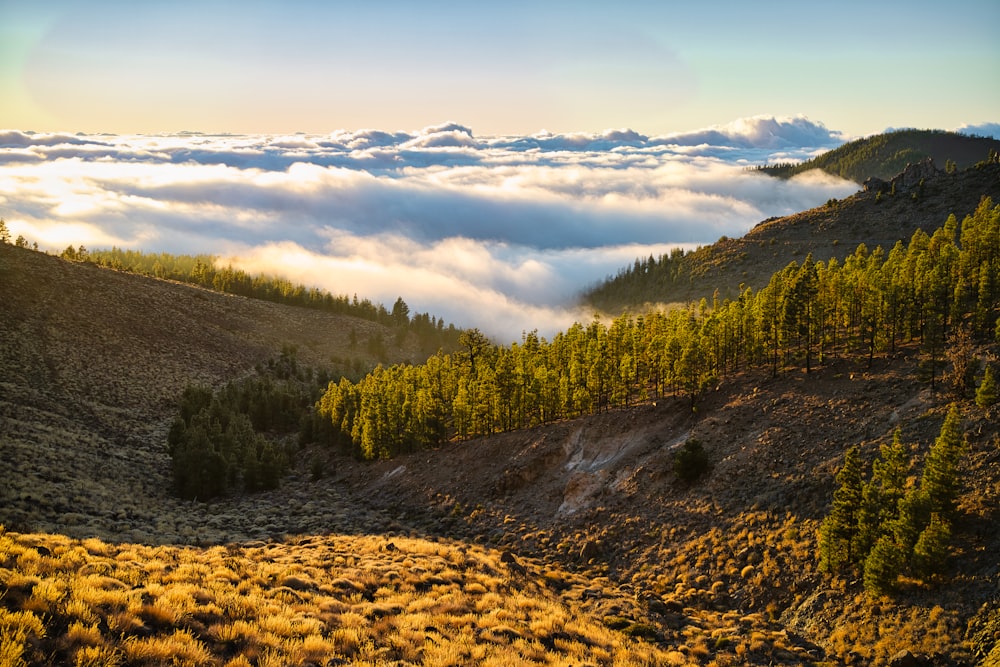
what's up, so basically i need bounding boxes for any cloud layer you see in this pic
[0,115,858,342]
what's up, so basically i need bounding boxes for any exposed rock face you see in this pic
[864,176,887,193]
[864,158,940,195]
[891,157,939,192]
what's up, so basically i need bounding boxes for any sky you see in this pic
[1,1,998,343]
[2,0,998,137]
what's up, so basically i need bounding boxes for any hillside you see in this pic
[2,222,1000,664]
[756,129,1000,183]
[0,244,427,540]
[585,159,1000,311]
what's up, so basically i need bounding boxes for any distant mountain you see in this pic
[755,128,1000,183]
[584,157,1000,312]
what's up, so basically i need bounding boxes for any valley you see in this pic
[2,150,1000,665]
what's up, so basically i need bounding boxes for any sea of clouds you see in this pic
[1,115,864,342]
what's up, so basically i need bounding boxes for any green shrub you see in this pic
[674,439,709,483]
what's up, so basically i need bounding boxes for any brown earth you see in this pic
[2,241,999,665]
[334,349,1000,664]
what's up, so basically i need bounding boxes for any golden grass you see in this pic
[0,528,686,666]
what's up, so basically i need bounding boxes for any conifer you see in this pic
[819,446,864,572]
[912,513,952,580]
[854,429,910,558]
[921,404,966,517]
[976,365,997,408]
[863,534,904,594]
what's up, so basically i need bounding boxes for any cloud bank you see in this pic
[955,122,1000,140]
[0,115,859,342]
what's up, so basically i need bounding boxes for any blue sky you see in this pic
[1,1,998,342]
[2,0,998,137]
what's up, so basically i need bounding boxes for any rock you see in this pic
[500,550,526,575]
[888,649,927,667]
[889,157,939,193]
[864,176,888,193]
[580,539,602,562]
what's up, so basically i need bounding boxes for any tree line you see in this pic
[314,198,1000,460]
[67,246,463,359]
[584,246,695,312]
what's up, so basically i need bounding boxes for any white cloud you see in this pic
[955,122,1000,140]
[0,116,858,342]
[655,114,843,150]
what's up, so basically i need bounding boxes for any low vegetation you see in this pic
[0,528,686,667]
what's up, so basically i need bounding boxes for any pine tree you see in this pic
[921,404,966,517]
[891,486,930,557]
[912,513,952,580]
[854,429,910,558]
[976,364,997,408]
[863,534,904,595]
[944,326,978,398]
[819,446,864,572]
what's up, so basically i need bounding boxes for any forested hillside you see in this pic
[585,158,1000,310]
[754,128,1000,183]
[314,198,1000,459]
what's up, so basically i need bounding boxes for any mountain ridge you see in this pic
[756,128,1000,183]
[585,157,1000,312]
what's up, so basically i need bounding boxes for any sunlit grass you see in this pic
[0,527,688,666]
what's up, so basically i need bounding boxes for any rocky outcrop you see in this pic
[865,157,941,195]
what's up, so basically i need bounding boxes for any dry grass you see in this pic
[0,527,682,666]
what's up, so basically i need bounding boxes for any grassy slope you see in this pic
[1,237,999,664]
[0,244,418,542]
[0,530,685,666]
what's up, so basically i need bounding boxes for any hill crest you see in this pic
[756,128,1000,183]
[585,158,1000,311]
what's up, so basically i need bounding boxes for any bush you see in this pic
[674,439,710,482]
